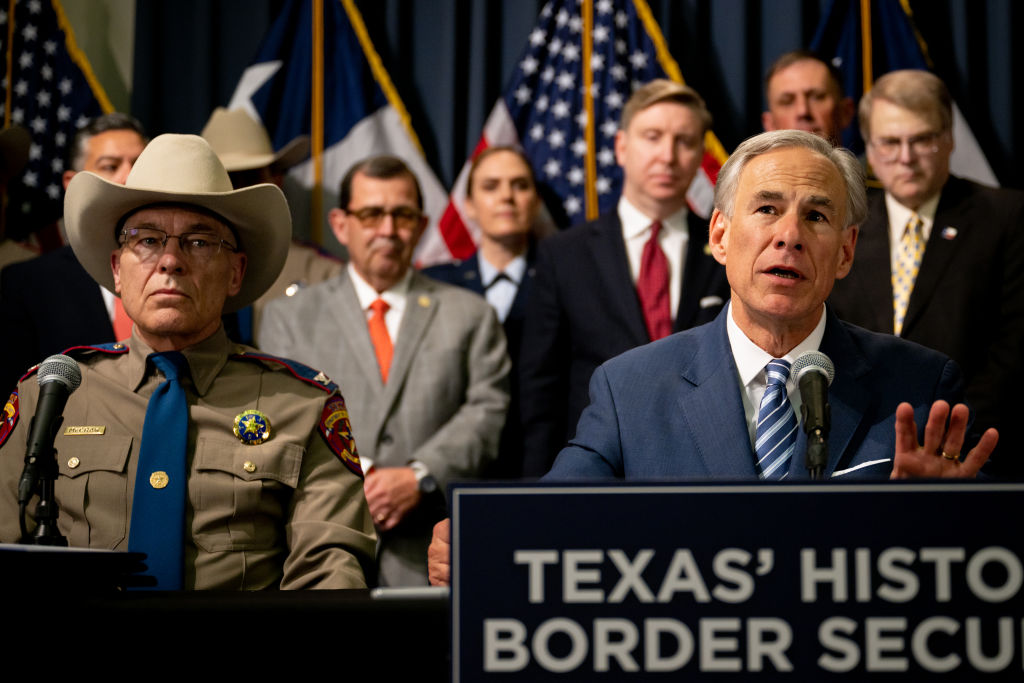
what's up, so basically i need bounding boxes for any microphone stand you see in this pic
[804,423,828,481]
[20,416,68,546]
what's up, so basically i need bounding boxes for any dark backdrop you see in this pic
[132,0,1023,190]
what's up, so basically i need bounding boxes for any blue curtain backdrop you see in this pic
[132,0,1023,189]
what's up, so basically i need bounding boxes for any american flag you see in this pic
[1,0,108,243]
[431,0,729,266]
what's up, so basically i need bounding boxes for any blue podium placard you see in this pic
[451,481,1024,681]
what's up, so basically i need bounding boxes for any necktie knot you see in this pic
[485,272,512,290]
[764,359,791,387]
[150,351,187,383]
[649,220,663,239]
[370,298,390,317]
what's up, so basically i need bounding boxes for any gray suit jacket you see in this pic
[258,269,511,585]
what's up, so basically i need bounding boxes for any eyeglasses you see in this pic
[346,206,423,230]
[120,227,239,263]
[868,131,944,163]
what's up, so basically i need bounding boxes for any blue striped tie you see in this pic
[755,359,797,480]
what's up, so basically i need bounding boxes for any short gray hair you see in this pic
[713,130,866,228]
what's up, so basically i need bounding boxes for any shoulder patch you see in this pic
[0,391,18,449]
[318,395,362,477]
[231,351,339,393]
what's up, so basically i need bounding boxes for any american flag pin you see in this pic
[941,226,958,240]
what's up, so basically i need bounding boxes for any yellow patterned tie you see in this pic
[892,213,925,336]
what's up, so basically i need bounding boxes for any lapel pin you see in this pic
[418,295,431,308]
[941,226,958,240]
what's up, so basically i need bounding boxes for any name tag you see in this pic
[64,425,105,436]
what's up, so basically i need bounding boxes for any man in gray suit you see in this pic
[259,156,510,585]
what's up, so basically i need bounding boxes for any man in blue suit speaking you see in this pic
[427,129,997,584]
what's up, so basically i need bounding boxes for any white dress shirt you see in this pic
[478,252,526,324]
[347,263,411,342]
[885,191,941,268]
[618,196,688,321]
[726,302,828,448]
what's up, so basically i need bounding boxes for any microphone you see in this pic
[792,350,834,480]
[18,355,82,505]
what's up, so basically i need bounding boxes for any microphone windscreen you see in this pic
[792,350,834,386]
[36,354,82,393]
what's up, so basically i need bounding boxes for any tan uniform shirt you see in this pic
[0,327,375,590]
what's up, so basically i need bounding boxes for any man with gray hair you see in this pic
[545,128,995,482]
[829,69,1024,479]
[428,129,997,585]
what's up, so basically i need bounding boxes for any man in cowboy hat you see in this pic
[201,107,342,345]
[0,134,375,590]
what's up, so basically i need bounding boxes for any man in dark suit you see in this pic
[550,127,996,481]
[428,129,997,586]
[828,70,1024,479]
[0,113,147,392]
[519,80,730,476]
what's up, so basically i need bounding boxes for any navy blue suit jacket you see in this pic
[422,251,535,476]
[547,308,963,481]
[520,210,730,476]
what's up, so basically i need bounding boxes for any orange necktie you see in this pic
[368,298,392,382]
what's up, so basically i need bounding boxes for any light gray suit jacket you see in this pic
[258,268,510,585]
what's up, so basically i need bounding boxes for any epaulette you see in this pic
[230,350,339,393]
[231,351,361,476]
[16,341,128,385]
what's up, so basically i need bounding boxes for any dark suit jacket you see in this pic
[519,210,730,476]
[829,176,1024,478]
[422,250,535,477]
[0,246,113,393]
[547,308,963,481]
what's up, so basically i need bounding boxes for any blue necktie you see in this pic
[129,351,188,589]
[755,359,797,480]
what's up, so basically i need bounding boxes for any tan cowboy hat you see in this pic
[64,133,291,312]
[200,107,309,173]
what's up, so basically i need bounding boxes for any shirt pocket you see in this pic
[190,436,303,552]
[56,435,133,549]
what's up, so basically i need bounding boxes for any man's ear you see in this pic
[111,249,122,294]
[834,224,858,280]
[227,253,247,296]
[328,208,349,247]
[708,209,729,266]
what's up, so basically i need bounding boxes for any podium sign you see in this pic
[451,482,1024,680]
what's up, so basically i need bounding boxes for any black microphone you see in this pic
[17,354,82,505]
[792,350,834,480]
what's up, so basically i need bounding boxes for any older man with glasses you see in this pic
[0,134,375,589]
[259,155,510,586]
[829,69,1024,479]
